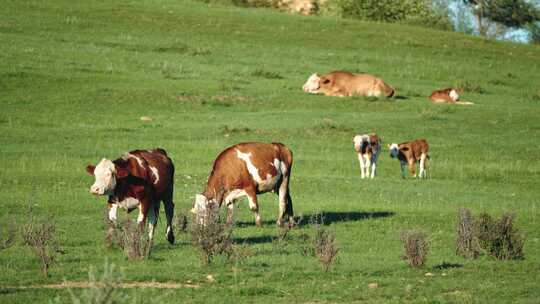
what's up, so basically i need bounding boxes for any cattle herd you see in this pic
[86,70,458,244]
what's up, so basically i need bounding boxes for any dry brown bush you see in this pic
[400,229,429,268]
[190,211,233,264]
[456,208,481,259]
[311,214,339,272]
[111,219,151,260]
[21,206,58,277]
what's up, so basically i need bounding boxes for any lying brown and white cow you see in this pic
[86,149,175,244]
[191,142,294,227]
[388,139,429,179]
[303,71,395,97]
[353,134,381,179]
[428,88,474,105]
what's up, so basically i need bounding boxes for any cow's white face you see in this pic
[302,73,321,93]
[449,89,459,101]
[389,143,399,158]
[90,159,116,195]
[191,194,219,225]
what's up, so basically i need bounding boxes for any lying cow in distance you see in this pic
[192,142,294,227]
[353,134,381,179]
[303,71,395,98]
[86,148,175,244]
[428,88,474,105]
[388,139,429,179]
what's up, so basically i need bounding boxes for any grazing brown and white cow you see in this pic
[388,139,429,179]
[353,134,381,179]
[191,142,294,227]
[303,71,395,98]
[428,88,474,105]
[86,149,175,244]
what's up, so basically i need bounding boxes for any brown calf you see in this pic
[428,88,474,105]
[192,142,294,227]
[388,139,429,179]
[303,71,394,97]
[86,149,175,244]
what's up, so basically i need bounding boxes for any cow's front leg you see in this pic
[419,154,427,178]
[226,202,235,226]
[246,189,261,227]
[106,203,118,245]
[358,153,366,179]
[147,205,158,242]
[400,161,407,179]
[370,154,378,178]
[364,155,371,179]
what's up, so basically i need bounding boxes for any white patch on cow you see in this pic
[123,153,144,168]
[224,189,248,205]
[302,73,321,93]
[236,149,263,182]
[90,158,116,195]
[117,197,140,211]
[449,89,459,101]
[149,166,159,185]
[191,194,219,225]
[108,204,118,222]
[137,205,144,223]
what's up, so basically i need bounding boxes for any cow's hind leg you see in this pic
[419,154,427,179]
[277,173,294,227]
[364,155,371,179]
[162,186,175,244]
[147,205,158,242]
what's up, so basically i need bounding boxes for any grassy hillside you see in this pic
[1,0,539,302]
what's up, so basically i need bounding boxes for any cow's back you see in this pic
[120,149,174,198]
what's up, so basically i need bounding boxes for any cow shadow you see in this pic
[234,211,394,244]
[236,211,394,228]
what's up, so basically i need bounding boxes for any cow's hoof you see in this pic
[167,232,175,244]
[256,219,263,227]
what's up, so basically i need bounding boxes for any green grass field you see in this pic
[1,0,539,302]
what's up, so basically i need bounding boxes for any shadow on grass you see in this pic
[237,211,395,228]
[434,262,463,270]
[234,235,274,244]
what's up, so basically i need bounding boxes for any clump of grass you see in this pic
[21,205,58,277]
[531,90,540,101]
[111,219,151,260]
[66,260,127,303]
[174,212,189,234]
[190,211,233,264]
[250,69,283,79]
[400,229,429,268]
[476,212,524,260]
[456,80,486,94]
[311,214,339,272]
[456,208,481,259]
[0,219,16,251]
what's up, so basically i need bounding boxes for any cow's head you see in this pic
[86,159,129,195]
[388,143,399,158]
[353,134,370,151]
[191,194,220,225]
[449,89,459,101]
[302,73,321,93]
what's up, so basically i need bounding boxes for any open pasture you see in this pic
[1,0,539,302]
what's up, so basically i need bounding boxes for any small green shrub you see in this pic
[400,229,429,267]
[190,212,233,264]
[0,220,16,251]
[476,212,524,260]
[111,219,151,260]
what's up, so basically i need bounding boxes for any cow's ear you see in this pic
[401,147,409,152]
[116,167,129,179]
[322,78,331,84]
[86,165,95,175]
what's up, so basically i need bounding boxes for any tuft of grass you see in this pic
[111,219,151,260]
[400,229,429,268]
[456,208,481,259]
[250,69,283,79]
[174,212,189,234]
[456,80,486,94]
[0,219,16,251]
[190,212,233,264]
[21,205,58,277]
[311,214,339,272]
[476,212,524,260]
